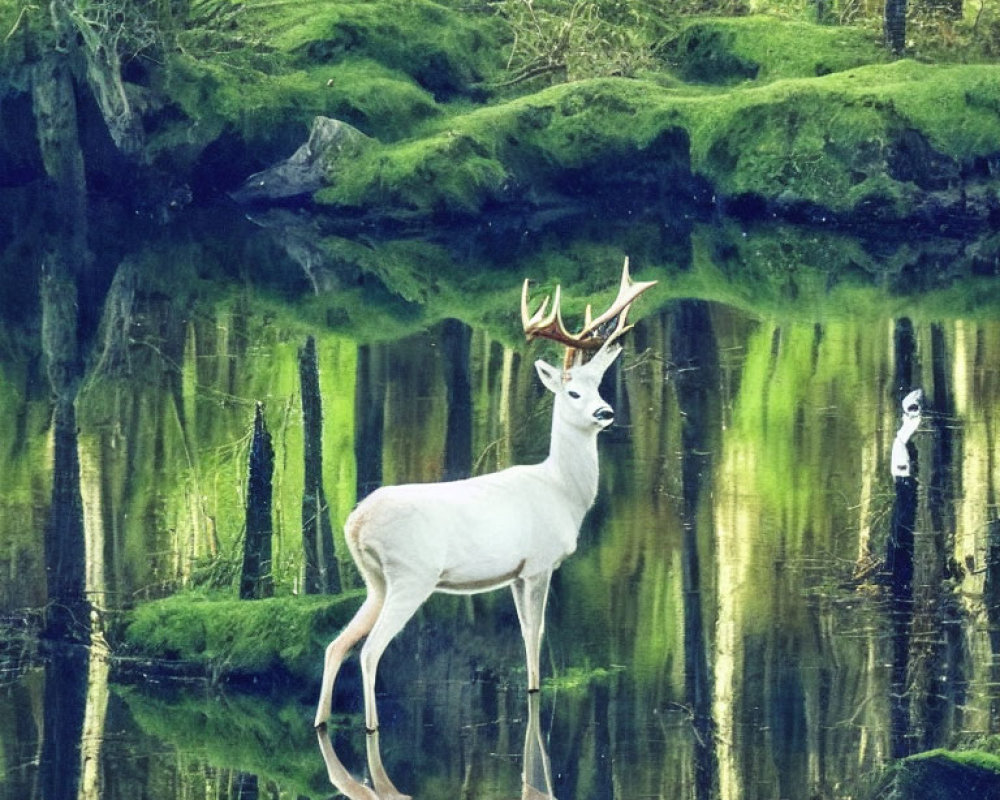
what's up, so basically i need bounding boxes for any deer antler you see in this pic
[521,258,657,365]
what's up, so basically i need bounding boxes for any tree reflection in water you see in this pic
[4,205,1000,798]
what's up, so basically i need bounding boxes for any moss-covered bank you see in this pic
[310,60,1000,225]
[7,2,1000,226]
[869,749,1000,799]
[118,592,364,684]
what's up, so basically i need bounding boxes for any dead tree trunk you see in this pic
[355,344,386,500]
[671,301,720,800]
[299,336,340,594]
[44,395,89,639]
[885,0,908,55]
[441,319,472,481]
[240,403,274,599]
[40,247,88,642]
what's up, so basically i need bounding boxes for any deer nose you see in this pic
[594,407,614,423]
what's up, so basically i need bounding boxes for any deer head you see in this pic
[523,258,656,431]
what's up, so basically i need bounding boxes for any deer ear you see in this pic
[534,359,564,394]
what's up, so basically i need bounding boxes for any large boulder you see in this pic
[230,116,373,203]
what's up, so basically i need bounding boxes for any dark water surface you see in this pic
[2,199,1000,799]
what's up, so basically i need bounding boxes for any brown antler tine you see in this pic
[576,257,657,345]
[522,259,657,356]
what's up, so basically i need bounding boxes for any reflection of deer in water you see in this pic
[316,692,555,799]
[314,261,655,733]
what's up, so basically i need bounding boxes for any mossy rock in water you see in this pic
[120,592,365,682]
[666,16,887,84]
[871,749,1000,800]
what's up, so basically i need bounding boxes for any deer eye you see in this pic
[567,390,581,399]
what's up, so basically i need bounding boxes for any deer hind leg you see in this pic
[512,570,552,692]
[360,572,436,733]
[315,584,385,728]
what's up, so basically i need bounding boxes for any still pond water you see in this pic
[2,204,1000,800]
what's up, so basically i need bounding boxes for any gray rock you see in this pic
[231,116,372,203]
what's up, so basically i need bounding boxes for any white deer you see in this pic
[314,260,656,732]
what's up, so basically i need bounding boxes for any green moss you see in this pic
[319,127,510,213]
[687,59,1000,207]
[543,664,626,692]
[871,749,1000,800]
[317,55,1000,219]
[151,0,507,157]
[668,16,887,84]
[121,592,365,680]
[157,55,436,152]
[269,0,506,100]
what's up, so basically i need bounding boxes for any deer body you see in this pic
[314,262,654,733]
[353,466,587,595]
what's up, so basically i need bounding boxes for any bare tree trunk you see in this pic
[44,396,89,638]
[299,336,340,594]
[39,191,88,641]
[355,344,386,500]
[240,403,274,599]
[885,0,908,55]
[813,0,834,23]
[441,319,472,481]
[671,301,720,800]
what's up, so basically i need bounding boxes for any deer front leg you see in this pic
[359,575,436,733]
[512,571,552,692]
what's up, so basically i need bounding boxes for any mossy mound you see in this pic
[158,56,439,152]
[312,60,1000,223]
[666,15,887,84]
[270,0,504,102]
[8,1,1000,225]
[145,0,506,174]
[120,592,365,682]
[870,749,1000,800]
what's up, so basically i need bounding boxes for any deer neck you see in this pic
[544,412,601,517]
